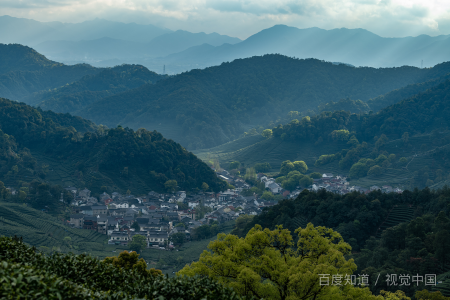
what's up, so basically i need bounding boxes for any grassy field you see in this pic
[0,201,235,276]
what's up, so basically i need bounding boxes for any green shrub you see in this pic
[0,236,253,300]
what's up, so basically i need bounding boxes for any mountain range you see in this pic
[3,16,450,75]
[160,25,450,70]
[0,15,171,45]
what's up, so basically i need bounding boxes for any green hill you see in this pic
[195,79,450,189]
[77,55,450,149]
[25,64,165,112]
[0,202,109,255]
[0,97,227,195]
[0,43,60,74]
[0,44,164,104]
[0,44,100,100]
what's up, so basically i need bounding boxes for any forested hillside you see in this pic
[197,78,450,191]
[25,65,164,112]
[77,55,450,149]
[0,44,100,100]
[0,97,227,195]
[244,188,450,297]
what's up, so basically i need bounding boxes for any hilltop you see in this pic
[0,97,227,194]
[0,44,100,100]
[25,64,164,112]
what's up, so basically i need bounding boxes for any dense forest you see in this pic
[0,44,101,100]
[77,55,450,149]
[26,64,165,113]
[0,97,227,197]
[272,78,450,144]
[3,46,450,150]
[0,44,165,105]
[245,187,450,297]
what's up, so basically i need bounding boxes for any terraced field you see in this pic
[193,135,347,173]
[375,205,415,238]
[291,216,308,230]
[433,271,450,297]
[0,202,237,275]
[0,202,111,255]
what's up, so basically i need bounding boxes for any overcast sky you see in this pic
[2,0,450,39]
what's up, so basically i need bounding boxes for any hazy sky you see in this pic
[2,0,450,39]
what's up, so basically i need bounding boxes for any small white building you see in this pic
[188,200,200,208]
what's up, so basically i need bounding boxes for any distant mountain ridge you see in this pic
[4,16,450,74]
[0,15,241,74]
[33,30,241,62]
[0,44,165,103]
[0,44,100,100]
[161,25,450,69]
[0,15,172,45]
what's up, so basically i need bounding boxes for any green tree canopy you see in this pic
[170,232,187,246]
[229,161,240,170]
[261,191,275,200]
[128,235,147,253]
[280,160,295,175]
[309,172,322,179]
[178,223,378,300]
[367,165,383,176]
[230,215,255,238]
[254,162,271,173]
[293,161,308,173]
[261,129,273,139]
[164,180,178,193]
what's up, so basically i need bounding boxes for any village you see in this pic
[68,169,404,250]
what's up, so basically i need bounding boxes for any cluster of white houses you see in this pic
[67,170,402,247]
[68,187,274,248]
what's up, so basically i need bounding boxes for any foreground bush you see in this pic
[0,236,253,300]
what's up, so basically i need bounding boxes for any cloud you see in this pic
[0,0,79,9]
[1,0,449,38]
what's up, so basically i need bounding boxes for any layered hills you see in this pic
[157,25,450,70]
[195,78,450,190]
[76,55,450,149]
[4,45,450,151]
[26,64,165,113]
[34,30,241,64]
[0,97,227,194]
[5,17,450,75]
[0,44,100,100]
[0,44,165,108]
[0,15,172,45]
